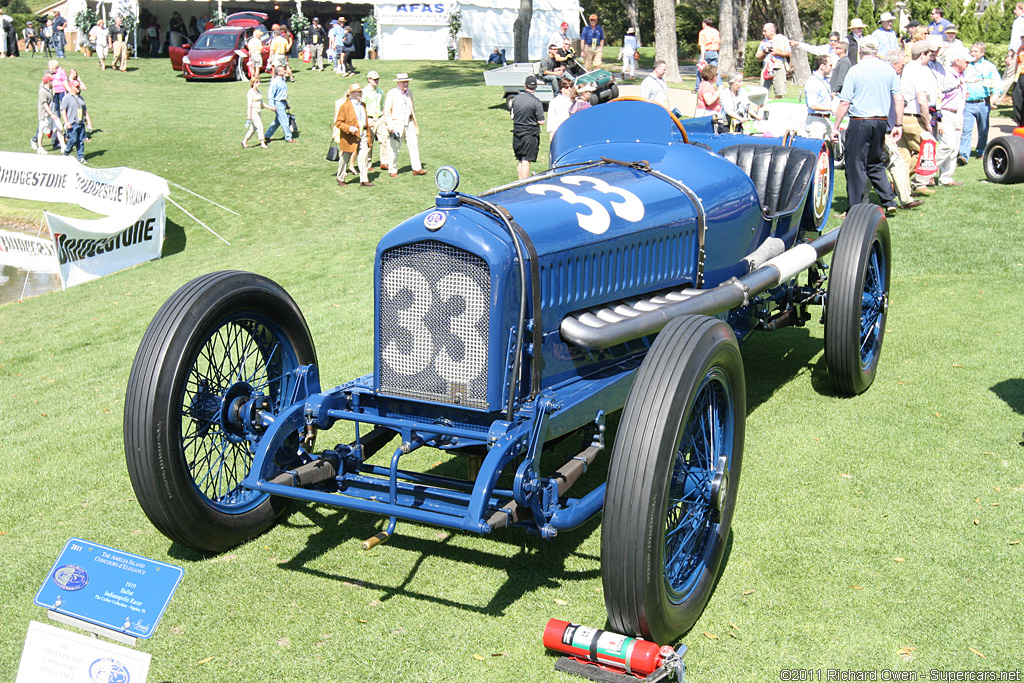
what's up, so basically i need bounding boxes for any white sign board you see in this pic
[376,2,453,26]
[15,620,151,683]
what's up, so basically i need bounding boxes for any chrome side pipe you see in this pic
[560,228,840,350]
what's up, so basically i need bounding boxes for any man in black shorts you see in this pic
[511,75,545,179]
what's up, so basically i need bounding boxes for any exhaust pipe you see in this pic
[560,228,840,350]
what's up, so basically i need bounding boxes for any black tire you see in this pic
[609,83,619,99]
[589,91,600,107]
[983,135,1024,184]
[124,271,317,553]
[505,91,516,111]
[824,204,891,395]
[602,315,745,645]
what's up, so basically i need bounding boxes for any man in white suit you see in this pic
[383,73,426,177]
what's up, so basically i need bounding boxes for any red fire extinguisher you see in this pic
[543,619,687,679]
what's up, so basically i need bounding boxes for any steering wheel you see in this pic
[610,96,690,144]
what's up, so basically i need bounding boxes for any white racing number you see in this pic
[382,266,489,384]
[381,266,433,376]
[525,175,644,235]
[433,271,488,384]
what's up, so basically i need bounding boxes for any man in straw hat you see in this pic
[938,24,964,66]
[872,12,900,56]
[847,18,867,65]
[383,73,426,177]
[334,82,373,186]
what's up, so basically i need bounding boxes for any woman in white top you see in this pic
[717,72,758,132]
[90,20,109,69]
[621,27,639,80]
[547,77,574,141]
[242,77,269,149]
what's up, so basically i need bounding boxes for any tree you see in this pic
[719,0,735,75]
[513,0,532,62]
[832,0,848,36]
[653,0,680,81]
[620,0,639,38]
[719,0,752,79]
[780,0,810,85]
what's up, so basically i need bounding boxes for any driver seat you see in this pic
[718,144,816,219]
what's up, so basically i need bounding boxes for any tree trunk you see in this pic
[512,0,532,63]
[653,0,680,81]
[619,0,639,41]
[780,0,810,85]
[719,0,735,75]
[832,0,848,36]
[739,0,752,75]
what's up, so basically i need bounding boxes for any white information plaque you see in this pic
[15,620,151,683]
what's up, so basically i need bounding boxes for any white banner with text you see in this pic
[375,2,453,26]
[0,152,169,288]
[46,195,166,288]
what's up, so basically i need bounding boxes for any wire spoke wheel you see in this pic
[825,204,890,396]
[124,271,316,553]
[664,368,733,603]
[181,315,297,513]
[603,315,744,645]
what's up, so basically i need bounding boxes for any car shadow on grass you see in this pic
[740,326,829,412]
[274,503,602,617]
[991,378,1024,416]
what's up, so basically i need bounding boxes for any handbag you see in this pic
[326,142,339,162]
[288,113,299,137]
[634,50,639,61]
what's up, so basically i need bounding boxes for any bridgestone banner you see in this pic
[0,152,169,288]
[0,230,60,273]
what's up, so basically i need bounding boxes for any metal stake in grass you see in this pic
[167,196,231,245]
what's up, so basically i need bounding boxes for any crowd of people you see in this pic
[1,9,68,59]
[28,60,93,162]
[12,5,1024,198]
[786,4,1024,217]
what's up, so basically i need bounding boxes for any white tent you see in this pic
[458,0,579,61]
[373,0,580,61]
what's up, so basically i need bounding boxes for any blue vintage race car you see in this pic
[124,99,889,645]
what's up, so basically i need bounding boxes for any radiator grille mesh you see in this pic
[378,241,491,409]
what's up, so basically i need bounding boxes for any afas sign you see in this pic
[375,3,452,25]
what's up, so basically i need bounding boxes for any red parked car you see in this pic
[169,12,272,81]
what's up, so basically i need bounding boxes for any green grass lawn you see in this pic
[1,53,1022,682]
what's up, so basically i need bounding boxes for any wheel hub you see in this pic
[219,381,256,438]
[710,456,729,521]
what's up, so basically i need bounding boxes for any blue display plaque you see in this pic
[34,538,183,639]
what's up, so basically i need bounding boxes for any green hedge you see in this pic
[7,13,43,36]
[743,41,762,78]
